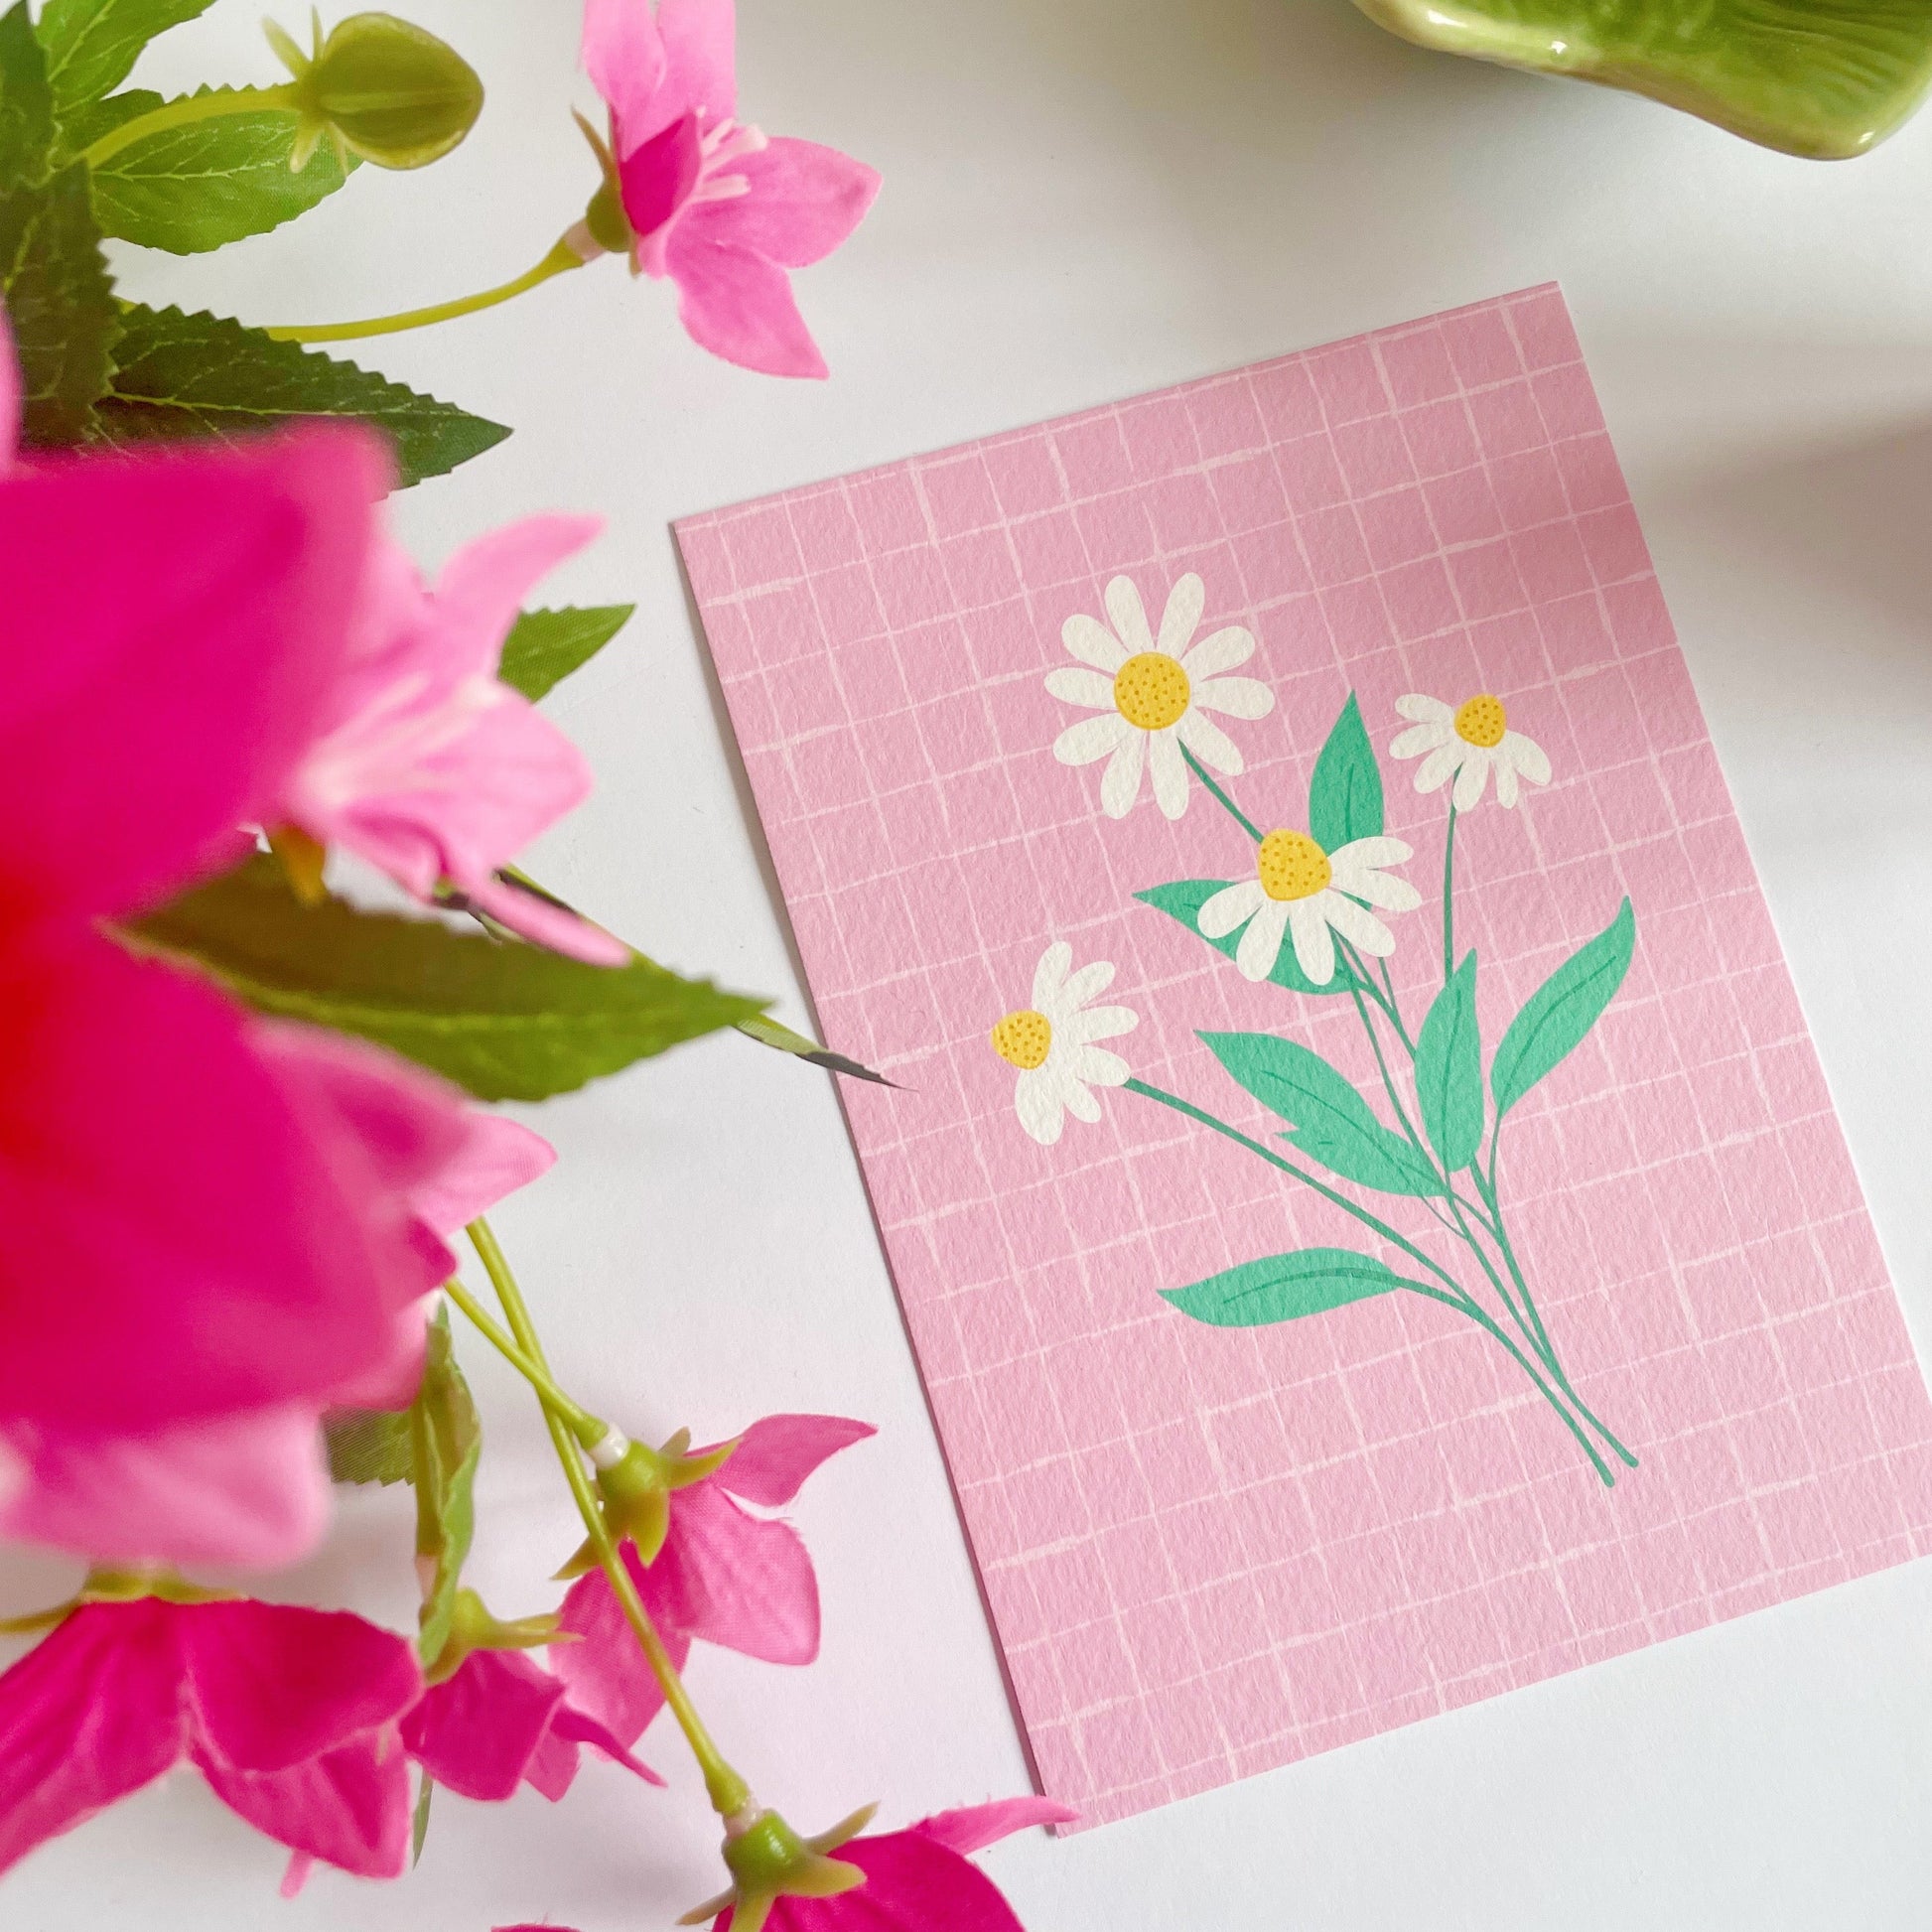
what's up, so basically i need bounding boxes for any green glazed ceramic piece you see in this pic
[1351,0,1932,158]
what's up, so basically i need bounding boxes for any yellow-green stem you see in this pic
[265,235,588,344]
[464,1216,753,1818]
[440,1276,605,1448]
[81,83,300,168]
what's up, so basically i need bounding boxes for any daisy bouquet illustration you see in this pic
[999,573,1640,1487]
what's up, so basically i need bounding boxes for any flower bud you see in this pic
[267,10,483,172]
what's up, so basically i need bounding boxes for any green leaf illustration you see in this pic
[35,0,213,114]
[2,164,119,447]
[410,1311,481,1668]
[127,854,766,1102]
[1199,1031,1446,1196]
[498,604,635,702]
[89,305,508,486]
[1137,880,1356,998]
[88,92,355,252]
[324,1406,415,1487]
[1162,1248,1406,1326]
[1307,692,1383,852]
[1416,952,1484,1172]
[1491,897,1635,1120]
[0,2,56,183]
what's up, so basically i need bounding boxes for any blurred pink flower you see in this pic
[582,0,880,377]
[554,1414,873,1745]
[0,1597,422,1882]
[707,1798,1075,1932]
[402,1645,660,1803]
[277,513,625,965]
[0,1042,554,1570]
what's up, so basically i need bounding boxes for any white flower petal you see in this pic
[1389,721,1450,760]
[1350,868,1423,913]
[1321,890,1396,959]
[1330,836,1412,875]
[1032,941,1072,1010]
[1504,731,1551,785]
[1061,613,1130,674]
[1178,624,1255,680]
[1100,731,1146,817]
[1494,759,1520,809]
[1055,712,1131,767]
[1072,1044,1132,1088]
[1156,574,1205,657]
[1065,1003,1139,1043]
[1189,675,1274,722]
[1045,667,1118,711]
[1175,708,1245,777]
[1149,730,1189,819]
[1061,1075,1103,1125]
[1414,742,1464,795]
[1058,958,1117,1013]
[1235,899,1290,982]
[1015,1068,1065,1144]
[1288,899,1336,985]
[1452,747,1492,812]
[1396,693,1451,723]
[1197,879,1265,939]
[1104,577,1154,655]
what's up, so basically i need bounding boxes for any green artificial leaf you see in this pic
[2,163,119,446]
[410,1312,481,1667]
[1307,692,1383,853]
[129,854,765,1102]
[324,1407,416,1487]
[0,2,56,183]
[498,604,635,702]
[1351,0,1932,160]
[53,80,155,158]
[733,1011,896,1085]
[411,1772,435,1865]
[35,0,213,114]
[1416,952,1484,1172]
[1491,898,1635,1120]
[1199,1030,1446,1196]
[90,305,508,486]
[1163,1248,1406,1326]
[1137,880,1357,998]
[88,92,355,253]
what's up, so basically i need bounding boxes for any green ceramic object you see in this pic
[1351,0,1932,158]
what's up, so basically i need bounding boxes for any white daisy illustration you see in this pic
[1388,693,1551,810]
[990,942,1139,1145]
[1046,574,1273,820]
[1197,831,1420,986]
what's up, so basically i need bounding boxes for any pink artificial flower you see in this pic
[0,1596,422,1882]
[276,513,626,965]
[0,1035,554,1571]
[709,1798,1075,1932]
[582,0,880,377]
[402,1645,661,1803]
[554,1415,873,1745]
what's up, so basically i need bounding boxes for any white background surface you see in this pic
[7,0,1932,1924]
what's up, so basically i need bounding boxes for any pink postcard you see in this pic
[675,287,1932,1830]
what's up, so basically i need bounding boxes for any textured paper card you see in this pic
[676,287,1932,1830]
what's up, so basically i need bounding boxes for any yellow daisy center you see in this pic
[991,1009,1052,1070]
[1112,652,1190,732]
[1257,829,1331,901]
[1453,694,1507,749]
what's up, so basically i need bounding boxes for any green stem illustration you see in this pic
[1441,800,1458,986]
[1180,744,1263,842]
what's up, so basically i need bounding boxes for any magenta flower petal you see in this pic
[403,1650,565,1803]
[690,138,880,268]
[198,1736,413,1881]
[732,1827,1033,1931]
[665,230,830,378]
[0,1405,329,1571]
[465,872,631,967]
[708,1414,876,1508]
[582,0,668,136]
[911,1799,1078,1855]
[0,426,383,925]
[423,514,605,681]
[527,1698,664,1799]
[657,0,736,121]
[0,298,17,466]
[645,1480,821,1664]
[406,1109,556,1245]
[554,1549,690,1746]
[618,111,705,232]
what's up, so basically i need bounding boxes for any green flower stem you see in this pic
[1123,1078,1612,1484]
[1372,955,1417,1055]
[80,82,299,168]
[440,1276,606,1449]
[1441,801,1459,986]
[1179,744,1264,842]
[265,234,589,344]
[465,1217,754,1818]
[1341,976,1459,1243]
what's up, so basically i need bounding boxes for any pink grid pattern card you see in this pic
[675,286,1932,1830]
